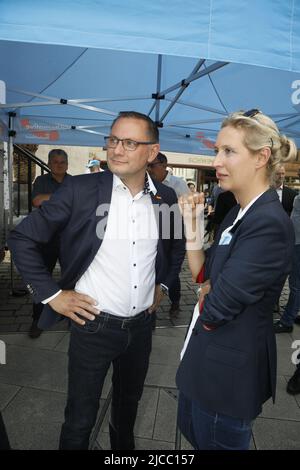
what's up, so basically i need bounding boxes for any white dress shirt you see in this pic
[276,185,283,203]
[74,174,159,317]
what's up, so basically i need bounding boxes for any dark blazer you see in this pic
[8,170,185,328]
[282,185,297,216]
[176,189,294,420]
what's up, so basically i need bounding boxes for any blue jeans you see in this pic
[178,393,253,450]
[59,310,152,450]
[280,244,300,326]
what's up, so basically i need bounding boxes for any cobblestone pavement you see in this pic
[0,252,300,450]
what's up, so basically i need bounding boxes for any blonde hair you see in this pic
[221,111,297,179]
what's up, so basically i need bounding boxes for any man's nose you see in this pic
[114,140,125,153]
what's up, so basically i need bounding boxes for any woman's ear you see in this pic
[256,147,271,169]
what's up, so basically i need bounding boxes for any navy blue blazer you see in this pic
[176,189,294,420]
[8,170,185,328]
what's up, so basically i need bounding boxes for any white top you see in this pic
[162,172,189,198]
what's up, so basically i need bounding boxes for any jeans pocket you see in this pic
[71,317,102,334]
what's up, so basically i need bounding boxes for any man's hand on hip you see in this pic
[49,290,100,325]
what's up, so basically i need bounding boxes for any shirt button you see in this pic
[133,306,136,309]
[133,263,136,267]
[132,220,135,223]
[134,285,137,289]
[133,241,135,245]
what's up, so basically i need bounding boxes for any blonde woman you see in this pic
[176,109,296,450]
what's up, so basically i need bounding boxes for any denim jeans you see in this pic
[280,244,300,326]
[178,393,253,450]
[59,310,152,450]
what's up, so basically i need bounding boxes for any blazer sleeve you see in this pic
[200,211,294,327]
[7,178,74,303]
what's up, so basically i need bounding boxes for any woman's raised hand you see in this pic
[178,192,205,220]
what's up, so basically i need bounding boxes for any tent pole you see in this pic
[155,55,162,123]
[7,113,15,294]
[7,114,26,296]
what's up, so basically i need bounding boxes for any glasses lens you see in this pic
[105,136,118,148]
[123,139,138,151]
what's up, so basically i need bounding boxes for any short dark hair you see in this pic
[111,111,159,143]
[48,149,68,164]
[155,152,168,164]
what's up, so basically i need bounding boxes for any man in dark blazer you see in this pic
[274,164,297,215]
[8,111,185,450]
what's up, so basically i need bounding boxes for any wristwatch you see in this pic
[160,284,169,296]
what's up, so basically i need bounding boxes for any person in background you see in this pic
[87,159,102,173]
[176,109,295,450]
[273,164,297,215]
[148,152,189,318]
[212,190,237,238]
[187,182,196,193]
[8,111,185,450]
[274,194,300,332]
[29,149,71,338]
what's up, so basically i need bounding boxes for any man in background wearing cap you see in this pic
[148,152,189,318]
[87,159,103,173]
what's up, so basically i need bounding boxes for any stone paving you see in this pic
[0,252,299,450]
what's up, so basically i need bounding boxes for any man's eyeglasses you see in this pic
[243,109,260,118]
[104,136,156,151]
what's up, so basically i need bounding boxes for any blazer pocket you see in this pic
[205,343,248,369]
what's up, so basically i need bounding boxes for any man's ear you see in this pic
[256,147,271,169]
[148,144,160,163]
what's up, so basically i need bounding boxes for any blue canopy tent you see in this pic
[0,0,300,153]
[1,0,300,239]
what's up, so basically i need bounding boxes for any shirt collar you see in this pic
[112,172,157,195]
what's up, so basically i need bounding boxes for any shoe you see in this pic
[28,319,43,339]
[273,320,293,334]
[294,316,300,325]
[169,302,180,319]
[286,369,300,395]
